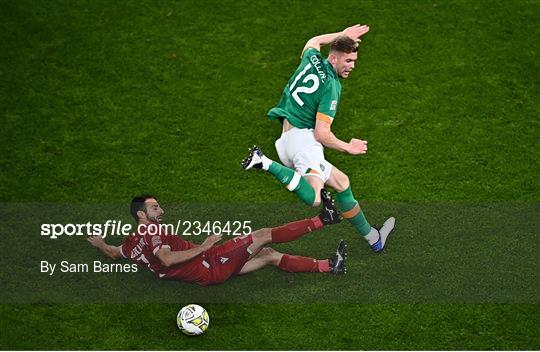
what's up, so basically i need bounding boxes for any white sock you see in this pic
[261,155,272,171]
[364,227,379,245]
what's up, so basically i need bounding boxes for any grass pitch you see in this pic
[1,0,539,349]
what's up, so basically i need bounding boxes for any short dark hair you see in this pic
[130,194,156,222]
[330,36,358,54]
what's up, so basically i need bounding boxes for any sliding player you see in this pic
[88,194,346,286]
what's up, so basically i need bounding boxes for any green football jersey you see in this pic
[268,48,341,129]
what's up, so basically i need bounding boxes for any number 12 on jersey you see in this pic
[289,63,319,106]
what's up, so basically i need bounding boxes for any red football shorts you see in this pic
[205,234,253,285]
[162,234,254,286]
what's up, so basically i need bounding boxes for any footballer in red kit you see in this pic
[89,192,347,286]
[119,223,254,285]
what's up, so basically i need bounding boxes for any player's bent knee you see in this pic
[259,247,282,265]
[339,174,350,191]
[251,228,272,241]
[271,252,283,266]
[331,170,350,192]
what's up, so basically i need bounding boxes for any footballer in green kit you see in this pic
[243,24,395,253]
[267,47,342,130]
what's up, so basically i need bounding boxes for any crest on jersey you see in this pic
[330,100,337,111]
[152,236,162,247]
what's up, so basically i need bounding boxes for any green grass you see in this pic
[1,0,539,350]
[1,304,539,350]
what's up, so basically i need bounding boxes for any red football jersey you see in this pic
[120,223,209,283]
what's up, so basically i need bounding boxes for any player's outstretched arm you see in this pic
[88,235,123,260]
[302,24,369,55]
[156,234,222,267]
[314,118,368,155]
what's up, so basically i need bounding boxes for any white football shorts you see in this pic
[274,127,333,182]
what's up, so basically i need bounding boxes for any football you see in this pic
[177,304,210,336]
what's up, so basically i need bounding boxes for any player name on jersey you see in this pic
[309,54,327,83]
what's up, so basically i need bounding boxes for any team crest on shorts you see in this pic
[320,163,325,172]
[220,257,229,264]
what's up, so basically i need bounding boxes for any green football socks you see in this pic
[336,186,372,237]
[267,161,316,206]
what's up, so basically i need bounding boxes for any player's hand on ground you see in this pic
[342,24,370,44]
[87,235,105,247]
[347,138,368,155]
[201,234,223,251]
